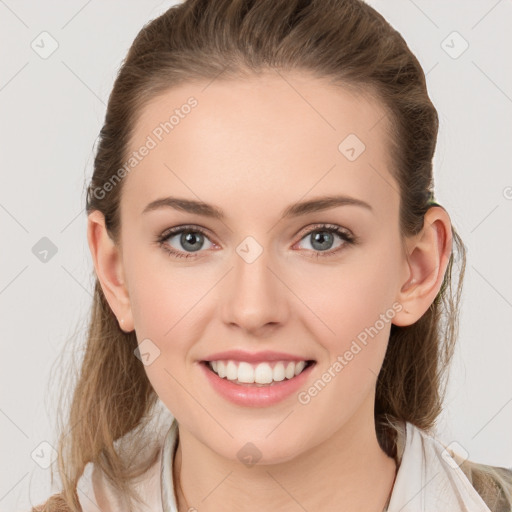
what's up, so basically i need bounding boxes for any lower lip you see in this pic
[199,361,316,407]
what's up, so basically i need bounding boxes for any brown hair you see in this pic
[34,0,511,510]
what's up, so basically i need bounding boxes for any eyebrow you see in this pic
[142,194,373,219]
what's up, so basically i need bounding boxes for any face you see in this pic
[116,71,408,463]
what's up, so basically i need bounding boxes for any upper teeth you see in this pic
[209,360,308,384]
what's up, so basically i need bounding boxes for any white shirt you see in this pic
[76,419,492,512]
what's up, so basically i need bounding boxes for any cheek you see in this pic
[124,253,203,414]
[126,244,204,337]
[298,256,398,340]
[293,245,401,379]
[292,263,398,425]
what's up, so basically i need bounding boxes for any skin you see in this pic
[87,70,452,511]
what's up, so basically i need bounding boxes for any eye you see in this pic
[156,223,357,260]
[294,224,356,258]
[156,225,215,259]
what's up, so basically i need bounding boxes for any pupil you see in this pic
[182,232,202,252]
[312,231,332,251]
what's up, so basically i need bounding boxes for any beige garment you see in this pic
[76,441,164,512]
[76,419,495,512]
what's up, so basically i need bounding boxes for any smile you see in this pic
[199,358,316,407]
[204,359,315,386]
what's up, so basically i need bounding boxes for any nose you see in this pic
[220,241,290,336]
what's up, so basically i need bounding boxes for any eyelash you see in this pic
[156,223,357,260]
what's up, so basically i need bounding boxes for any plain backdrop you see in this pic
[1,1,511,510]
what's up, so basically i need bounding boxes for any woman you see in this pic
[33,0,512,510]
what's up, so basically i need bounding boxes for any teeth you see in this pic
[207,359,310,384]
[226,360,238,380]
[254,362,273,384]
[285,361,296,379]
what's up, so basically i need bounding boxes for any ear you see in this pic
[86,210,134,332]
[392,206,453,327]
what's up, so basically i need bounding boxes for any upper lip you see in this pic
[201,350,315,364]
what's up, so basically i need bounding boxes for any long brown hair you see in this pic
[35,0,511,510]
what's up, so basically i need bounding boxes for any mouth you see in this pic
[200,359,316,387]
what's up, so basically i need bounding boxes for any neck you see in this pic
[172,404,397,511]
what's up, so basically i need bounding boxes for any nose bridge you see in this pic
[221,234,288,331]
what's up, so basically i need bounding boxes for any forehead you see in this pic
[121,71,397,221]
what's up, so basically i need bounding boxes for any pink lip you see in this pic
[201,349,314,364]
[199,360,316,407]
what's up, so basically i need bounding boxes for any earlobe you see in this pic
[393,207,453,327]
[86,210,134,332]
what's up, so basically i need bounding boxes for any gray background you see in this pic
[1,1,511,510]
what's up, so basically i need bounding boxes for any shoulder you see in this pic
[397,421,512,511]
[458,458,512,512]
[30,431,167,512]
[31,492,71,511]
[429,427,512,512]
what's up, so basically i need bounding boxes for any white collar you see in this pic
[386,421,491,511]
[78,419,491,511]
